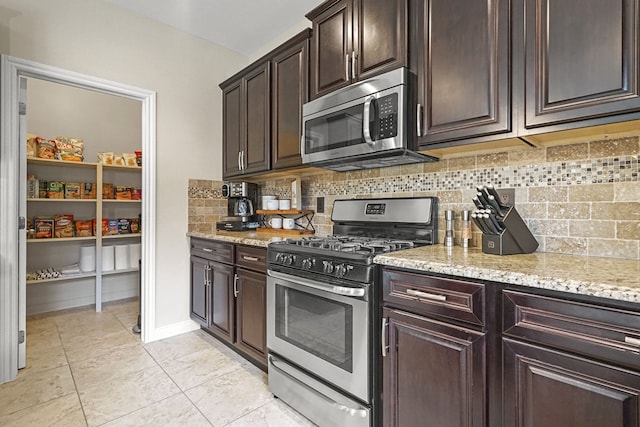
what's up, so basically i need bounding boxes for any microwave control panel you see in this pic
[377,93,398,139]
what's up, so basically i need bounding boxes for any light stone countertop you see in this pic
[375,245,640,305]
[187,232,640,306]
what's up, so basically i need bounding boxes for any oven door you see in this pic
[266,270,370,402]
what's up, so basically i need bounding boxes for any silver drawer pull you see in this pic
[201,248,213,253]
[406,289,446,302]
[242,255,259,262]
[625,336,640,347]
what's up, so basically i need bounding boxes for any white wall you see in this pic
[0,0,248,329]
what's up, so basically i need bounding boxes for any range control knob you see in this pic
[302,258,315,270]
[285,255,296,266]
[274,253,283,263]
[323,261,335,274]
[335,264,353,278]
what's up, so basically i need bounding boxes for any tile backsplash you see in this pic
[189,135,640,260]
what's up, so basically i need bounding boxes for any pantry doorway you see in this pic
[0,55,157,384]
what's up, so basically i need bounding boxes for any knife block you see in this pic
[481,207,538,255]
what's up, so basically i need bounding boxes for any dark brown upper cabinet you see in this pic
[307,0,408,100]
[271,30,310,170]
[221,61,271,179]
[523,0,640,129]
[417,0,511,146]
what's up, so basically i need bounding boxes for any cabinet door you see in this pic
[382,308,486,427]
[190,256,209,326]
[309,0,353,99]
[243,62,271,174]
[524,0,640,128]
[271,36,309,170]
[418,0,510,145]
[355,0,407,81]
[208,261,235,344]
[222,80,243,178]
[504,338,640,427]
[235,268,267,368]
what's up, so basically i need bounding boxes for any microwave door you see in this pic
[303,103,366,160]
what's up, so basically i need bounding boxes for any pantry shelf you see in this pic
[26,271,97,285]
[27,236,97,243]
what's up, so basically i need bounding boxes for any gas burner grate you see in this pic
[284,235,416,255]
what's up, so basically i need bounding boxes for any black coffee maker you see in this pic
[216,182,260,231]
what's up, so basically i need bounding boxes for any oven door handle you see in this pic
[268,270,365,298]
[269,355,368,418]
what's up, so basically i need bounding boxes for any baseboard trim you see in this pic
[147,319,200,342]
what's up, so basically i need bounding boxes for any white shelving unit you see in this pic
[26,157,142,312]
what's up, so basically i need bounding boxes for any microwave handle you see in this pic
[363,96,374,145]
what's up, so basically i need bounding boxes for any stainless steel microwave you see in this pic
[301,67,437,171]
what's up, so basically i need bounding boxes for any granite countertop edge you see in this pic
[188,232,640,306]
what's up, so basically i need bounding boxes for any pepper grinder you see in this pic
[445,210,455,247]
[461,210,471,248]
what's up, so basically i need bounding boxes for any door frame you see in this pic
[0,55,157,384]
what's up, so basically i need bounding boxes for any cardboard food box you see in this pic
[64,182,81,199]
[47,181,65,199]
[102,183,114,200]
[108,219,119,235]
[54,214,74,238]
[38,180,48,198]
[117,218,131,234]
[129,218,140,233]
[75,220,93,237]
[81,182,97,199]
[93,218,109,236]
[115,186,132,200]
[34,217,54,239]
[131,188,142,200]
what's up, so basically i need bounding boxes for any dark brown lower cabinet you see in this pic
[382,307,486,427]
[503,338,640,427]
[234,266,267,365]
[189,239,267,370]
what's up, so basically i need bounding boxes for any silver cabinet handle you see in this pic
[345,54,350,81]
[406,288,446,302]
[241,150,245,170]
[203,264,208,287]
[417,103,423,137]
[351,51,357,80]
[233,273,239,297]
[202,247,213,253]
[237,151,242,171]
[381,318,389,357]
[242,255,259,262]
[625,336,640,347]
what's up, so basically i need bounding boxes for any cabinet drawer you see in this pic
[382,269,485,326]
[503,290,640,370]
[190,238,234,264]
[235,245,267,273]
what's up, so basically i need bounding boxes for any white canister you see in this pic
[262,195,277,209]
[278,199,291,210]
[267,199,279,210]
[283,218,296,230]
[270,217,283,229]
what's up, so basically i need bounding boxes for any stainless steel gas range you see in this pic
[266,197,438,427]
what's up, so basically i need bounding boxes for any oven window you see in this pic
[305,104,364,154]
[275,285,353,372]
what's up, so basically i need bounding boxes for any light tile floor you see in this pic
[0,298,316,426]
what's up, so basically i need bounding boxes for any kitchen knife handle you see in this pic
[472,197,484,209]
[416,104,423,137]
[381,318,389,357]
[485,185,509,208]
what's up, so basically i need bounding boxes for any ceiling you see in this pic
[105,0,323,56]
